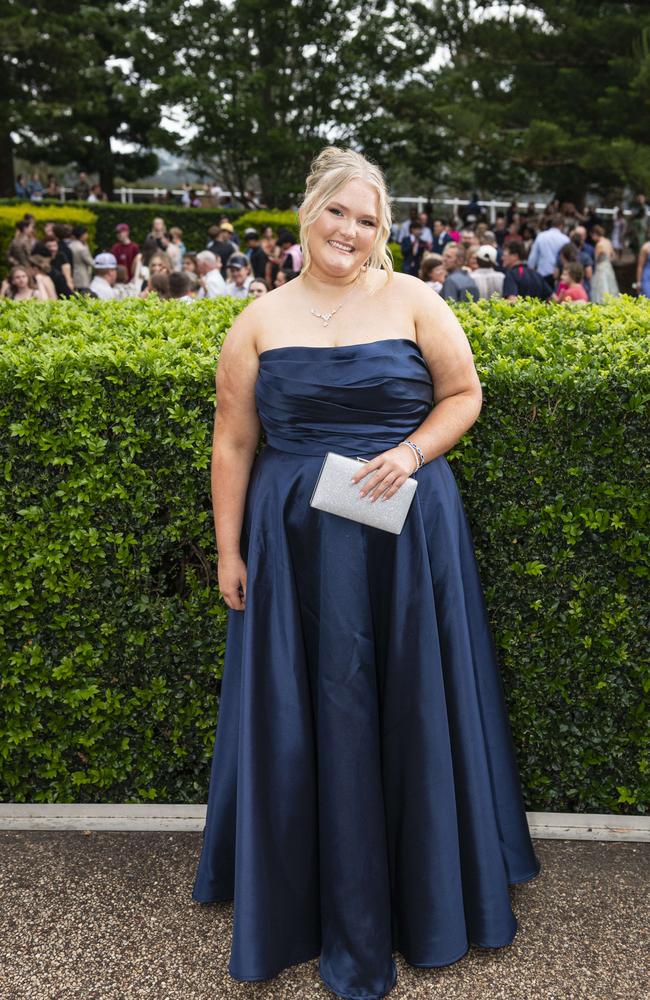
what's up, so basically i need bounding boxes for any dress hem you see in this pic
[192,858,542,984]
[319,958,398,1000]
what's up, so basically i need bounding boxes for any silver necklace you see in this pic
[307,270,364,327]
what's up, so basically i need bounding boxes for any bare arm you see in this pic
[404,275,483,462]
[61,260,74,291]
[351,274,483,501]
[636,243,649,286]
[131,253,143,284]
[212,302,263,609]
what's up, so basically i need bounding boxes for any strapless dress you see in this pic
[192,338,541,1000]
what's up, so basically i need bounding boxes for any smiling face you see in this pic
[230,263,250,286]
[303,178,379,280]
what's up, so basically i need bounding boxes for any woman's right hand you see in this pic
[218,554,247,611]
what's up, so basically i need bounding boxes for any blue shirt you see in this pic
[528,228,570,276]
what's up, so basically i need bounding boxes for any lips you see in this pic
[328,240,354,253]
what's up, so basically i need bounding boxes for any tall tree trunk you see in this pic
[0,123,15,198]
[98,135,115,200]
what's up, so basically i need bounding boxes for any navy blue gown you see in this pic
[192,337,541,1000]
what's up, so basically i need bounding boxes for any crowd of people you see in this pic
[2,214,304,301]
[4,195,650,304]
[396,195,650,304]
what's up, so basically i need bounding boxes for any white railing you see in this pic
[390,196,621,224]
[47,188,622,223]
[50,187,238,206]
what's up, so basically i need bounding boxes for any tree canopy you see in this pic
[4,0,650,204]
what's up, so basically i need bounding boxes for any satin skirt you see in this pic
[192,443,541,1000]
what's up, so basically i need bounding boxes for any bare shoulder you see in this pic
[215,298,263,398]
[219,290,270,358]
[385,270,455,334]
[387,270,481,404]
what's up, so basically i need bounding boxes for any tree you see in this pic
[152,0,440,208]
[1,1,174,198]
[424,1,650,202]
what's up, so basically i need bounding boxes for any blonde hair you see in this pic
[298,146,394,283]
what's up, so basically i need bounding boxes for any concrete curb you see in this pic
[0,805,648,840]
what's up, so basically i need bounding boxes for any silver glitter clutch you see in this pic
[309,451,418,535]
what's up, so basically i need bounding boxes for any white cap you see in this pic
[476,244,497,265]
[93,252,118,268]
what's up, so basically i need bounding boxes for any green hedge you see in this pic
[0,198,243,257]
[0,296,647,810]
[64,201,243,255]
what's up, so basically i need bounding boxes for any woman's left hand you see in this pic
[350,445,419,502]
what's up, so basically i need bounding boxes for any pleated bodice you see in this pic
[255,337,433,457]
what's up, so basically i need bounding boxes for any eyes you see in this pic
[328,207,376,227]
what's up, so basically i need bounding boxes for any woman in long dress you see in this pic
[590,226,620,302]
[636,240,650,298]
[192,146,540,1000]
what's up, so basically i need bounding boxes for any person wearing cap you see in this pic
[90,253,118,299]
[243,228,269,279]
[195,250,227,298]
[225,253,253,298]
[472,244,505,299]
[206,223,238,270]
[218,218,240,246]
[110,224,141,283]
[68,225,95,291]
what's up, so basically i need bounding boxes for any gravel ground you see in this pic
[0,833,648,1000]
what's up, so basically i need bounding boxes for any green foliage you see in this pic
[154,0,438,207]
[448,296,649,814]
[413,1,650,200]
[0,1,174,197]
[388,241,403,274]
[0,296,647,811]
[0,204,97,268]
[233,210,300,240]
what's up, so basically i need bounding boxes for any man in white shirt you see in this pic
[225,253,253,298]
[196,250,227,297]
[527,215,570,284]
[89,253,118,299]
[472,245,505,299]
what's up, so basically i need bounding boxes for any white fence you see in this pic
[45,186,623,224]
[50,187,616,222]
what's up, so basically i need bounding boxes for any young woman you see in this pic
[192,146,540,999]
[1,266,47,300]
[590,225,620,302]
[139,252,172,296]
[636,239,650,298]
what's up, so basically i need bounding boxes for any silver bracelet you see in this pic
[400,441,420,472]
[404,438,425,469]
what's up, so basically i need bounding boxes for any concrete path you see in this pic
[0,833,647,1000]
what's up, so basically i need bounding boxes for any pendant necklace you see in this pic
[308,268,365,327]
